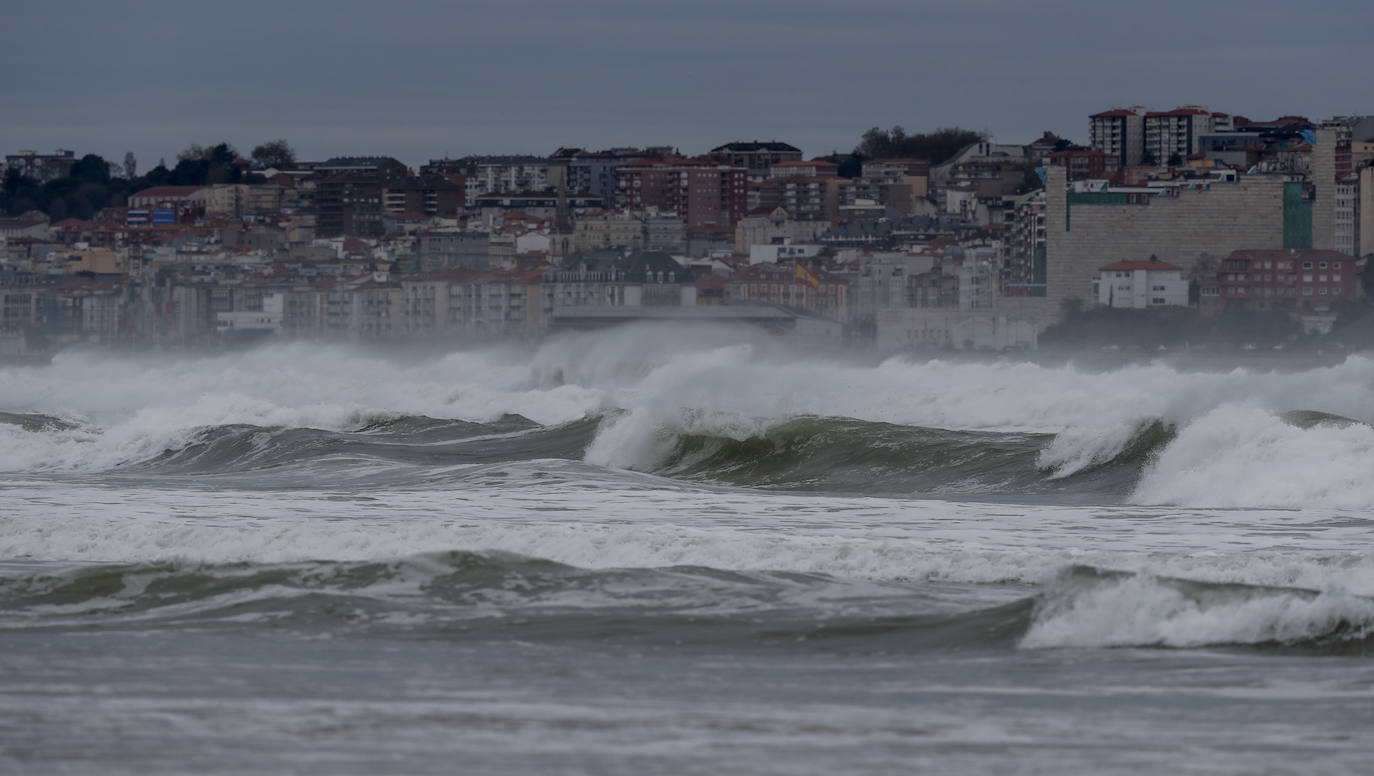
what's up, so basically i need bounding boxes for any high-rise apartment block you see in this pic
[1089,108,1147,167]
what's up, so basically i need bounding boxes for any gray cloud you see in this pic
[2,0,1367,168]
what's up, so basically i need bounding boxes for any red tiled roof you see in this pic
[1147,107,1212,117]
[1091,109,1136,118]
[1099,260,1183,272]
[129,186,204,199]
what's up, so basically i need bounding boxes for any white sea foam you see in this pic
[1022,571,1374,649]
[6,339,1374,514]
[4,475,1372,596]
[1132,404,1374,509]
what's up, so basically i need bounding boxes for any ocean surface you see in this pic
[2,327,1373,774]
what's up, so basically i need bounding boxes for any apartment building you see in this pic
[708,141,803,182]
[617,158,748,230]
[1143,107,1233,164]
[1199,249,1358,314]
[1089,108,1147,167]
[5,149,77,183]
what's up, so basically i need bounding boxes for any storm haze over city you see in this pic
[3,0,1367,164]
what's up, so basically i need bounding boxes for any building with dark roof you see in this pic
[708,141,804,181]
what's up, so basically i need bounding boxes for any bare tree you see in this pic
[251,139,296,170]
[177,143,207,162]
[177,141,238,162]
[123,152,137,179]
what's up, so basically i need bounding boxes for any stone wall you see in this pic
[1311,128,1337,251]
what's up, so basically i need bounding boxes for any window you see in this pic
[1319,262,1328,269]
[1303,261,1313,269]
[1334,262,1343,270]
[1303,287,1314,296]
[1304,274,1313,282]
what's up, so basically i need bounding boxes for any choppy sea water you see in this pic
[2,327,1373,775]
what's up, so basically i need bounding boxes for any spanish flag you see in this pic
[795,262,821,290]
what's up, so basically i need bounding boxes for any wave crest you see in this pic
[1022,566,1374,650]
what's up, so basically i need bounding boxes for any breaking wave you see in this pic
[3,553,1368,654]
[635,415,1174,497]
[1133,405,1374,509]
[1022,565,1374,651]
[5,340,1374,508]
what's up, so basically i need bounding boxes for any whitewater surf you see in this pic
[3,329,1373,774]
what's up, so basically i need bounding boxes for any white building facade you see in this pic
[1093,260,1190,309]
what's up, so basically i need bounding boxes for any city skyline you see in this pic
[3,0,1368,168]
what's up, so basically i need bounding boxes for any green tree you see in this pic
[854,126,985,165]
[144,163,172,186]
[68,154,111,184]
[1358,254,1374,297]
[177,143,207,162]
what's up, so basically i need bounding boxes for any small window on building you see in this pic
[1334,262,1343,270]
[1303,261,1313,269]
[1303,287,1314,296]
[1304,274,1313,282]
[1319,262,1328,269]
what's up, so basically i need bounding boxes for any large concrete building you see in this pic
[1044,165,1302,316]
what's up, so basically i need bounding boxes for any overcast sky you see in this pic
[2,0,1368,170]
